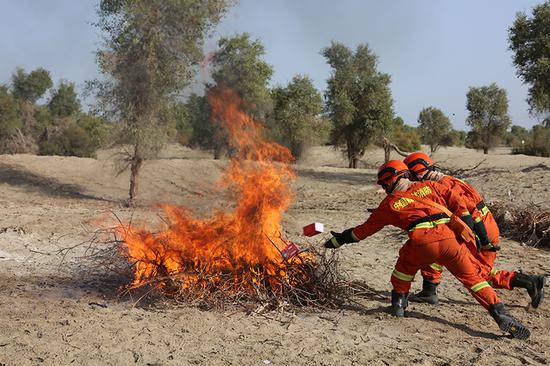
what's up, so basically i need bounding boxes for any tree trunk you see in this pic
[352,157,358,169]
[384,145,391,162]
[129,147,143,202]
[291,141,303,160]
[347,140,353,168]
[483,146,488,154]
[213,145,222,160]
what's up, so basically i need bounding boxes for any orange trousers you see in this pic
[391,238,500,309]
[419,234,514,290]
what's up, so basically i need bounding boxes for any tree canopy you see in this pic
[390,116,421,152]
[48,81,81,118]
[466,83,511,154]
[11,67,53,103]
[271,75,324,158]
[322,42,393,168]
[210,33,274,118]
[509,1,550,114]
[0,85,22,138]
[417,107,452,153]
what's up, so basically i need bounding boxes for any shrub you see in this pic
[39,118,96,157]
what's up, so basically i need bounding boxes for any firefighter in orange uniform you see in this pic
[325,160,534,339]
[403,152,545,308]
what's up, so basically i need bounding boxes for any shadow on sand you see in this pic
[0,162,114,202]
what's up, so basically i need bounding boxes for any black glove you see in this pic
[324,228,359,249]
[481,243,501,252]
[461,214,480,252]
[473,220,490,246]
[460,214,475,231]
[475,234,482,252]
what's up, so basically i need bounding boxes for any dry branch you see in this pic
[489,201,550,248]
[62,222,359,311]
[437,159,487,177]
[382,137,410,158]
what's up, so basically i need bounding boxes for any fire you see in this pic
[117,88,312,296]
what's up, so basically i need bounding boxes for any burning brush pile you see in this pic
[111,88,348,308]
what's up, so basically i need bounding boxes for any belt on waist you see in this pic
[408,213,450,231]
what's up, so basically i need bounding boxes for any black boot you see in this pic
[391,290,408,317]
[409,280,439,305]
[511,273,546,308]
[489,302,531,340]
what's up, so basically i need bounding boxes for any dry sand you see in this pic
[0,144,549,365]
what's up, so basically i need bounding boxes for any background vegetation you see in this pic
[1,0,549,199]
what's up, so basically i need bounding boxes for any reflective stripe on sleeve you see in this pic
[430,263,443,271]
[490,268,498,276]
[392,269,415,282]
[479,206,490,216]
[470,281,491,292]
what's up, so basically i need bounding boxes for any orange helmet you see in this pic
[377,160,409,190]
[403,152,433,180]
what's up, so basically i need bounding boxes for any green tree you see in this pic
[93,0,230,201]
[11,67,53,103]
[390,116,421,152]
[32,106,54,139]
[509,2,550,114]
[185,93,215,149]
[210,33,274,118]
[322,42,394,168]
[441,129,467,147]
[417,107,452,153]
[466,83,511,154]
[38,118,96,158]
[513,122,550,156]
[505,124,530,147]
[77,113,111,148]
[271,75,323,158]
[165,101,193,146]
[205,33,273,158]
[48,81,81,117]
[0,85,22,138]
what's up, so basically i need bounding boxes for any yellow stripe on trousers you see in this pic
[471,281,491,292]
[392,269,415,282]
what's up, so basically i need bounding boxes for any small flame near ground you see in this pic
[116,88,315,298]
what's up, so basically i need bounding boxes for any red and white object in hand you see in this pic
[303,222,324,237]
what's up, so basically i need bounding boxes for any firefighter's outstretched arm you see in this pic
[324,207,387,249]
[324,228,360,248]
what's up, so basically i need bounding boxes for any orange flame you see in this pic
[117,88,307,293]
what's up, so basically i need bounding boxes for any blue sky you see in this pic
[0,0,545,129]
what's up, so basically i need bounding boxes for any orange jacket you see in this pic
[352,180,470,243]
[438,175,499,244]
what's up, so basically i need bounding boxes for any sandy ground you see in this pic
[0,144,549,365]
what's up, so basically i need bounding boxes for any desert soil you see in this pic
[0,145,549,366]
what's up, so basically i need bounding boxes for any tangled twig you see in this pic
[489,201,550,248]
